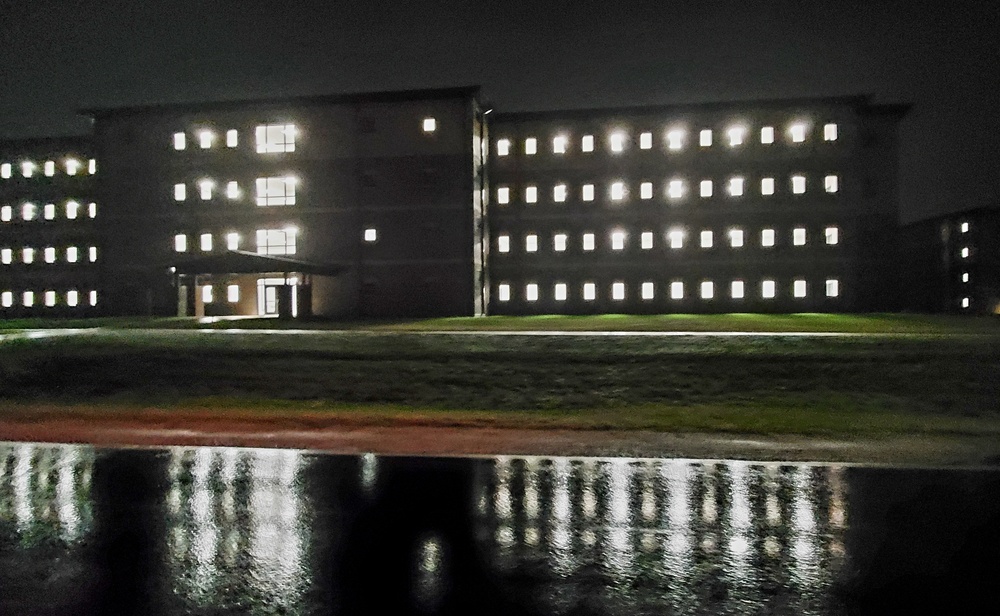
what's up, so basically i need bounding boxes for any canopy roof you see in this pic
[170,250,346,276]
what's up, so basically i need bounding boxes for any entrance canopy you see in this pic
[170,250,346,276]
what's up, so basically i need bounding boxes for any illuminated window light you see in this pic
[552,184,567,202]
[255,176,296,206]
[0,291,10,307]
[226,181,239,199]
[728,126,745,146]
[497,235,510,253]
[582,184,595,201]
[89,202,97,218]
[22,248,34,264]
[668,179,685,200]
[525,185,538,203]
[88,159,96,174]
[641,282,654,300]
[612,282,625,300]
[199,179,214,200]
[225,129,238,147]
[960,221,970,233]
[700,230,713,248]
[668,228,684,249]
[826,279,839,297]
[173,132,187,150]
[583,282,596,301]
[43,203,55,220]
[174,234,187,252]
[0,206,9,222]
[553,135,568,154]
[22,203,36,221]
[497,187,510,204]
[525,234,538,252]
[255,227,297,255]
[962,272,970,283]
[639,132,652,149]
[825,226,839,245]
[789,123,807,143]
[199,130,214,149]
[962,297,970,309]
[0,249,10,264]
[961,247,970,259]
[66,247,78,263]
[255,123,296,153]
[667,129,685,150]
[524,138,537,155]
[700,180,713,197]
[762,279,776,299]
[66,290,78,307]
[44,290,56,307]
[174,183,186,201]
[66,201,79,219]
[670,281,684,300]
[582,135,595,152]
[88,246,98,262]
[825,175,839,193]
[640,182,653,199]
[526,283,538,302]
[761,126,775,144]
[364,228,377,242]
[731,280,745,299]
[728,176,744,197]
[824,123,838,141]
[22,161,35,177]
[761,177,775,195]
[65,159,80,175]
[701,281,714,299]
[554,283,567,301]
[793,227,807,246]
[583,233,595,251]
[202,285,214,303]
[44,161,55,176]
[641,231,653,249]
[44,247,55,263]
[88,290,98,306]
[227,284,239,303]
[792,175,807,194]
[609,131,626,152]
[496,139,511,156]
[611,230,625,250]
[498,284,511,301]
[553,233,567,252]
[0,163,10,178]
[793,279,807,298]
[23,291,34,307]
[729,228,744,248]
[422,117,436,133]
[761,228,775,247]
[226,232,240,250]
[699,129,712,147]
[610,182,625,201]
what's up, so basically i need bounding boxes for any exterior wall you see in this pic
[487,97,906,314]
[0,138,100,317]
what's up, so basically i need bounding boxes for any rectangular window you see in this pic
[496,139,511,156]
[640,182,653,199]
[825,226,839,245]
[497,235,510,253]
[761,126,775,144]
[609,132,626,152]
[641,231,653,249]
[226,232,240,250]
[961,247,970,259]
[553,184,567,202]
[88,159,96,174]
[200,233,212,252]
[554,283,567,301]
[729,228,744,248]
[583,282,596,301]
[199,180,214,200]
[728,177,744,197]
[44,247,56,263]
[826,279,839,297]
[792,175,807,194]
[256,228,297,255]
[174,234,187,252]
[0,206,9,222]
[21,162,35,177]
[67,246,78,262]
[552,135,568,154]
[610,182,625,201]
[174,183,186,201]
[173,132,186,150]
[793,227,807,246]
[498,284,511,302]
[89,290,98,306]
[962,272,970,283]
[611,231,625,250]
[89,246,98,262]
[1,291,12,307]
[524,138,537,155]
[670,281,684,300]
[581,135,594,152]
[761,228,775,247]
[525,234,538,252]
[422,117,436,132]
[667,129,684,150]
[961,222,970,233]
[824,123,838,141]
[701,281,714,299]
[700,230,713,248]
[22,248,34,264]
[731,280,745,299]
[789,123,807,143]
[255,177,296,206]
[227,285,240,302]
[44,203,55,220]
[762,279,776,299]
[962,297,970,309]
[226,181,239,199]
[199,130,214,149]
[582,184,595,201]
[255,124,296,153]
[0,249,10,264]
[45,290,56,307]
[668,179,685,200]
[825,175,839,193]
[553,233,567,252]
[612,282,625,300]
[497,186,510,204]
[700,180,713,197]
[0,163,10,178]
[583,233,595,251]
[22,203,36,221]
[728,126,745,146]
[699,129,712,147]
[88,202,97,218]
[794,279,807,298]
[761,177,775,195]
[66,159,80,175]
[202,285,213,303]
[640,132,652,149]
[641,282,654,300]
[525,283,538,302]
[23,291,34,307]
[226,129,238,147]
[67,290,78,307]
[44,161,55,177]
[668,228,684,249]
[525,185,538,203]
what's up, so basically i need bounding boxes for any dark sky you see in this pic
[1,0,997,222]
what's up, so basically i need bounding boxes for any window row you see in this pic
[172,124,297,153]
[496,226,839,253]
[173,228,298,255]
[496,175,838,204]
[173,177,296,205]
[198,284,243,304]
[0,289,98,308]
[0,201,97,222]
[495,122,838,156]
[496,278,841,302]
[0,159,96,179]
[0,246,98,265]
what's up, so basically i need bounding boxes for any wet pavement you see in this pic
[0,442,997,615]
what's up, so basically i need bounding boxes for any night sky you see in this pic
[1,0,997,222]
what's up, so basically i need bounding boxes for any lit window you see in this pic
[226,129,238,147]
[524,138,537,155]
[826,279,839,297]
[667,129,684,150]
[668,228,684,249]
[762,280,776,299]
[364,228,377,242]
[88,159,96,174]
[793,227,807,246]
[612,282,625,300]
[65,159,80,175]
[729,228,744,248]
[226,181,239,199]
[226,232,240,250]
[701,281,714,299]
[825,175,839,193]
[761,228,775,247]
[66,247,78,263]
[962,272,970,283]
[88,202,97,218]
[789,123,807,143]
[960,222,970,233]
[22,248,34,264]
[174,183,186,201]
[526,283,538,302]
[792,175,806,194]
[525,234,538,252]
[670,281,684,300]
[255,227,297,255]
[43,203,55,220]
[700,180,713,198]
[199,179,214,200]
[174,234,187,252]
[761,126,775,144]
[553,135,568,154]
[610,182,625,201]
[497,187,510,204]
[1,291,11,307]
[255,123,296,153]
[553,184,567,202]
[582,135,595,152]
[45,291,56,307]
[65,201,80,219]
[21,162,35,177]
[668,179,685,200]
[761,177,775,195]
[422,117,436,133]
[611,230,625,250]
[582,184,595,201]
[825,227,839,245]
[0,163,10,178]
[199,130,214,149]
[554,283,568,301]
[553,233,567,252]
[89,246,98,262]
[583,233,595,251]
[525,185,538,203]
[22,203,36,221]
[173,132,187,150]
[728,176,744,197]
[202,285,214,303]
[641,231,653,249]
[0,249,10,264]
[731,280,745,299]
[44,161,55,177]
[700,230,713,248]
[89,291,98,306]
[640,182,653,199]
[728,126,745,146]
[641,282,654,300]
[44,247,55,263]
[23,291,34,307]
[824,123,838,141]
[255,176,296,206]
[639,132,652,149]
[583,282,596,301]
[497,235,510,253]
[66,290,78,307]
[498,284,511,301]
[794,279,807,298]
[699,129,712,147]
[497,139,511,156]
[609,131,626,152]
[227,285,240,303]
[962,297,970,309]
[0,206,9,222]
[961,247,970,259]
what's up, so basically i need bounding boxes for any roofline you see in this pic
[79,85,482,119]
